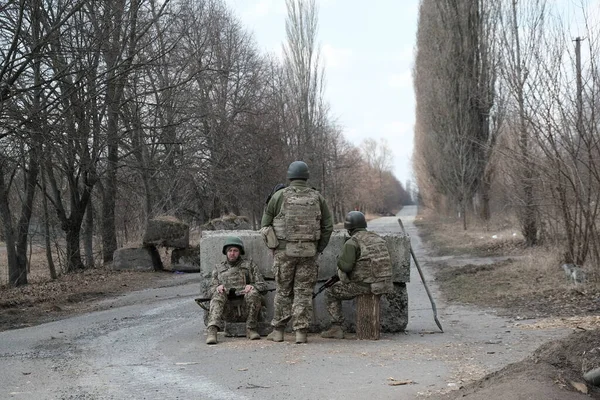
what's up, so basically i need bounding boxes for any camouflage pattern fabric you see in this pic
[261,179,333,254]
[206,289,263,330]
[324,281,372,325]
[207,258,267,330]
[351,230,392,285]
[272,186,322,242]
[271,250,318,331]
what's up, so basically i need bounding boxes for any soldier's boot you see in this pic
[320,324,345,339]
[206,326,218,345]
[266,328,284,342]
[246,328,260,340]
[295,329,307,344]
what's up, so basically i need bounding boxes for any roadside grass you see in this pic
[414,212,525,257]
[416,211,600,319]
[0,237,178,310]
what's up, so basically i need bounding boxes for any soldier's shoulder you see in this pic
[344,236,359,246]
[215,260,228,270]
[240,258,256,267]
[271,187,286,201]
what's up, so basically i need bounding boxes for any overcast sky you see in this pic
[225,0,420,186]
[223,0,599,187]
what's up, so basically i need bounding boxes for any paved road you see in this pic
[0,206,570,399]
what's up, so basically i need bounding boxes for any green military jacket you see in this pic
[337,228,393,294]
[261,180,333,253]
[337,228,365,274]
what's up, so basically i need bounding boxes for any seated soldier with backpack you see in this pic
[321,211,393,339]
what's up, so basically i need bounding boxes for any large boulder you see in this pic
[202,215,252,231]
[198,230,411,332]
[143,216,189,249]
[171,245,201,273]
[112,246,163,271]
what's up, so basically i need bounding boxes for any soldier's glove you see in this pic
[337,269,350,284]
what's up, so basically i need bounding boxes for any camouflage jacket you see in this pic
[261,180,333,253]
[209,258,267,297]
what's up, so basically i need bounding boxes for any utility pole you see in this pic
[574,37,583,143]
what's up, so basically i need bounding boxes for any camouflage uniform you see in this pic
[207,258,267,330]
[325,229,393,325]
[261,179,333,332]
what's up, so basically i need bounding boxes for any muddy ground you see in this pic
[1,214,600,399]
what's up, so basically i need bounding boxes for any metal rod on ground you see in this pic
[398,218,444,333]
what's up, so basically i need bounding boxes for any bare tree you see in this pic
[414,0,500,229]
[0,0,87,285]
[282,0,328,190]
[496,0,547,245]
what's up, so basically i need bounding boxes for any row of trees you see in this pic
[0,0,410,286]
[414,0,600,268]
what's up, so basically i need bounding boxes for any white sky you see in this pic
[223,0,599,188]
[225,0,420,186]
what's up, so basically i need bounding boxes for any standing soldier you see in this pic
[261,161,333,344]
[205,236,267,345]
[321,211,393,339]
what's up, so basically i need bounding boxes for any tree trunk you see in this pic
[102,108,118,263]
[41,170,57,280]
[479,173,491,221]
[15,146,40,284]
[356,294,381,340]
[462,201,467,230]
[66,222,84,272]
[521,178,537,246]
[83,201,94,268]
[0,164,21,286]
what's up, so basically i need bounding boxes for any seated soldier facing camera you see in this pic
[205,236,267,345]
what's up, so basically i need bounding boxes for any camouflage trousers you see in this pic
[324,281,372,325]
[271,250,318,331]
[206,289,262,330]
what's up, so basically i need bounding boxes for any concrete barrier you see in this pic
[199,230,411,333]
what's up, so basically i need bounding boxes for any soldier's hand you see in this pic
[337,269,350,284]
[242,285,254,294]
[217,284,226,294]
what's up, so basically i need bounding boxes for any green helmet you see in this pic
[287,161,309,180]
[344,211,367,230]
[222,236,245,255]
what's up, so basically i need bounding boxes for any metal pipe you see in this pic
[398,218,444,333]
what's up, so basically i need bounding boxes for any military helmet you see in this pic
[222,236,245,255]
[344,211,367,230]
[287,161,310,180]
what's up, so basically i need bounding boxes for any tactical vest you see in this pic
[216,260,251,290]
[272,186,322,257]
[350,231,393,294]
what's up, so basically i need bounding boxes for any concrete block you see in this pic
[171,245,201,273]
[143,216,189,249]
[199,229,411,333]
[112,246,162,271]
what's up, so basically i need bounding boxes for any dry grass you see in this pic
[0,243,62,286]
[414,213,526,257]
[0,240,177,306]
[417,212,600,319]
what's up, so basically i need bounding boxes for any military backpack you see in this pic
[272,186,322,257]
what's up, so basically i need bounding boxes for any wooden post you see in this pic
[356,294,381,340]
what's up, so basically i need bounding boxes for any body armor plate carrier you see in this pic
[351,231,393,294]
[272,186,321,257]
[216,260,250,291]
